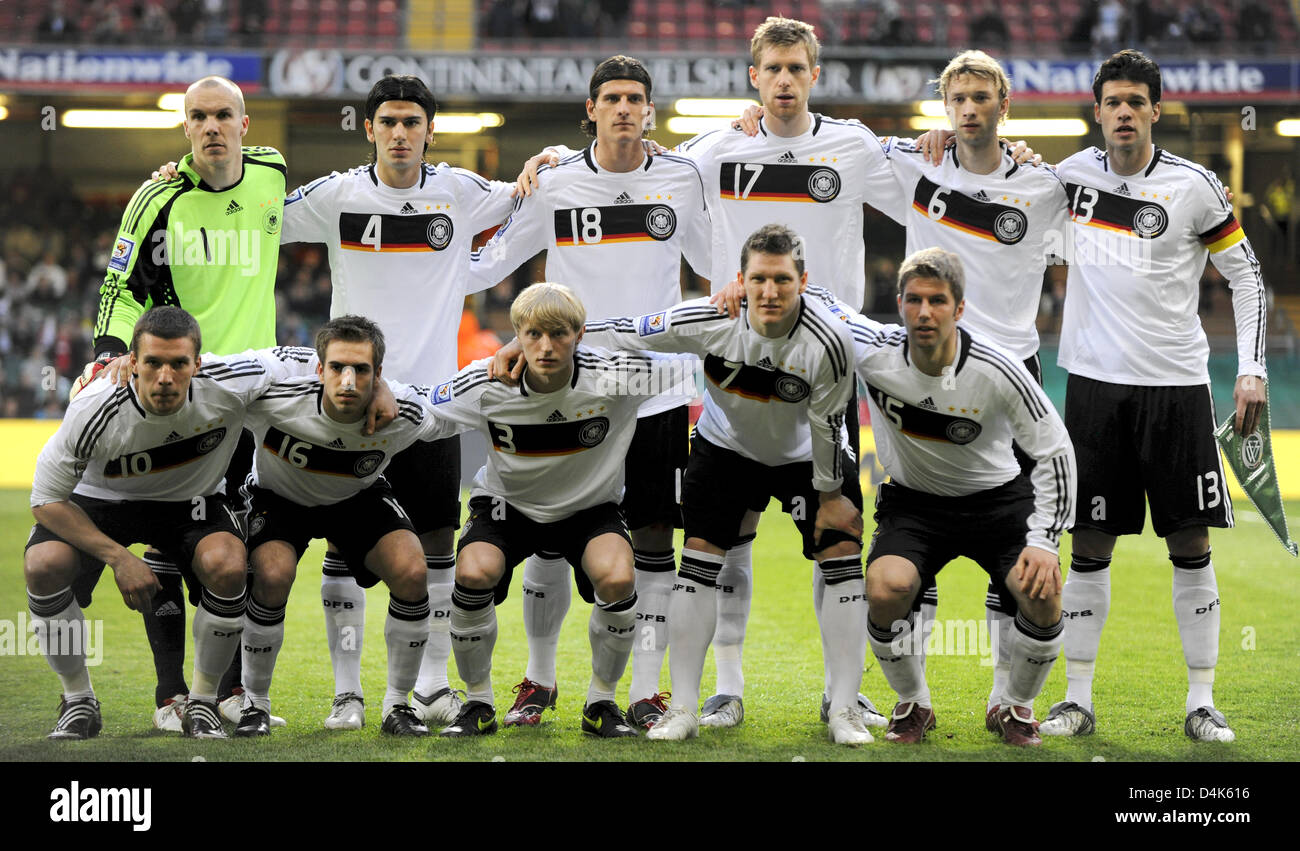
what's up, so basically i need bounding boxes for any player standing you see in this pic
[28,307,319,738]
[279,74,517,730]
[90,76,287,731]
[1041,50,1267,742]
[467,56,709,730]
[881,50,1071,729]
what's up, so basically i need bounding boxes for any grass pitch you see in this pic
[0,489,1296,763]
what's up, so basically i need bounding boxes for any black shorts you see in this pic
[242,479,416,589]
[622,405,687,530]
[866,477,1034,614]
[456,495,631,605]
[683,434,863,560]
[380,435,462,534]
[1065,374,1232,538]
[27,492,243,608]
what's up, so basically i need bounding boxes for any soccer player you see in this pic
[88,75,289,732]
[841,248,1075,746]
[1040,50,1267,743]
[580,225,873,745]
[27,306,320,739]
[425,283,668,739]
[278,74,516,731]
[234,316,460,737]
[878,50,1071,731]
[466,55,709,730]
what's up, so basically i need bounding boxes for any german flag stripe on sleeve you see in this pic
[1199,214,1245,253]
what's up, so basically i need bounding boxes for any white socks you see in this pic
[667,549,725,712]
[587,592,637,705]
[450,583,497,705]
[1172,552,1220,713]
[713,534,754,697]
[383,595,430,717]
[1003,611,1063,709]
[321,559,366,697]
[191,586,247,702]
[28,588,93,698]
[521,553,570,688]
[1060,554,1111,710]
[816,555,867,714]
[868,612,930,707]
[414,553,455,697]
[628,550,675,702]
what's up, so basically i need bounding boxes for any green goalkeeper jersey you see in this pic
[94,146,286,357]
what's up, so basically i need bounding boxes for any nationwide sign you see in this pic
[1006,58,1299,102]
[0,49,262,90]
[267,49,942,102]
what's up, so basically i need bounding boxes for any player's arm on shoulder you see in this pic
[514,145,574,197]
[585,299,713,356]
[421,361,493,431]
[468,192,542,294]
[281,171,343,244]
[95,182,173,358]
[364,375,398,436]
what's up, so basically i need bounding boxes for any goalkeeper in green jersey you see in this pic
[80,76,286,732]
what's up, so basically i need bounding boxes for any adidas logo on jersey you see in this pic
[614,192,633,205]
[326,438,346,449]
[1115,182,1132,196]
[225,200,242,215]
[546,409,567,422]
[756,356,775,370]
[777,150,798,163]
[973,190,991,202]
[399,202,418,214]
[164,430,184,443]
[919,396,938,411]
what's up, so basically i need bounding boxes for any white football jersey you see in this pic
[585,294,855,492]
[282,161,515,382]
[420,347,656,523]
[468,143,710,417]
[1056,146,1267,385]
[243,377,456,507]
[804,284,1075,553]
[883,139,1071,360]
[31,347,318,507]
[675,115,907,310]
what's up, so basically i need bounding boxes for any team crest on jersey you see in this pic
[426,214,454,250]
[645,206,676,240]
[638,312,667,336]
[196,428,227,454]
[1132,204,1168,239]
[262,208,281,235]
[774,374,811,402]
[108,236,136,273]
[1240,432,1264,470]
[352,451,385,477]
[807,168,841,202]
[577,419,610,447]
[945,419,981,445]
[431,381,454,405]
[993,209,1028,245]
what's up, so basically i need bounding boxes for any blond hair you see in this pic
[510,283,586,334]
[897,247,965,303]
[750,16,819,68]
[935,50,1011,109]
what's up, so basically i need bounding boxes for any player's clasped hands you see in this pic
[814,493,864,544]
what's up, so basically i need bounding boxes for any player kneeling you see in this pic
[234,316,450,738]
[26,307,322,739]
[433,284,669,739]
[847,249,1076,746]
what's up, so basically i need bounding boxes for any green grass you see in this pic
[1,489,1297,762]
